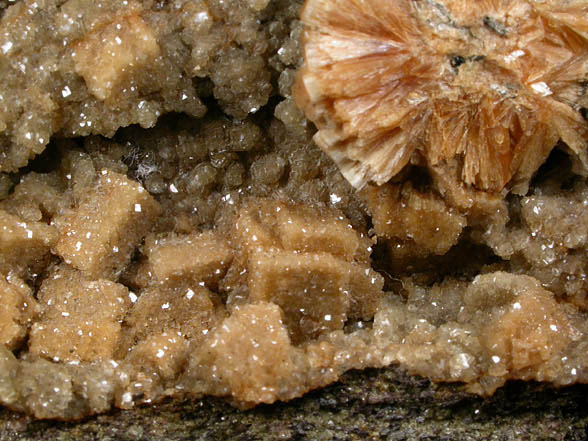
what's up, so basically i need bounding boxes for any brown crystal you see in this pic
[0,275,38,350]
[293,0,588,193]
[1,0,588,423]
[72,5,161,101]
[53,170,161,279]
[29,265,131,362]
[0,209,57,277]
[135,230,233,289]
[362,181,467,256]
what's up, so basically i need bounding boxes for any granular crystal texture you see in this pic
[53,170,161,279]
[29,265,131,363]
[0,0,280,172]
[0,275,38,350]
[2,0,588,423]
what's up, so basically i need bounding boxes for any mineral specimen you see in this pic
[293,0,588,193]
[0,0,587,422]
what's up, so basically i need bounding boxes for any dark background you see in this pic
[1,365,587,441]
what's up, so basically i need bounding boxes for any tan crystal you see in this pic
[0,210,57,277]
[53,170,161,279]
[187,302,308,406]
[29,265,131,362]
[0,275,38,350]
[232,199,382,343]
[362,182,467,255]
[294,0,588,192]
[135,231,233,289]
[72,6,160,101]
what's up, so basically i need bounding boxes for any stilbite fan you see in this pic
[294,0,588,193]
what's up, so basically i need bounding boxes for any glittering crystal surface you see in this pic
[0,0,587,421]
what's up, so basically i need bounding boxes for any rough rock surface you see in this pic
[1,367,587,440]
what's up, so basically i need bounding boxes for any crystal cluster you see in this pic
[0,0,587,421]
